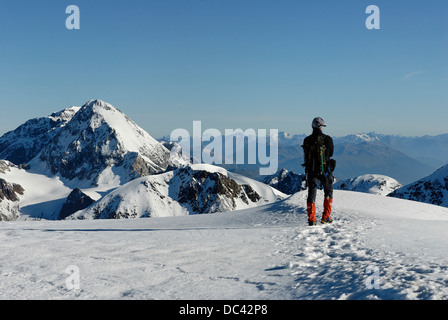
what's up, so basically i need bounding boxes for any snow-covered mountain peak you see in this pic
[73,99,124,128]
[260,168,306,195]
[70,164,286,219]
[80,100,130,126]
[334,132,382,144]
[85,99,114,109]
[35,100,173,186]
[72,99,161,150]
[334,174,402,196]
[354,133,381,142]
[0,99,172,187]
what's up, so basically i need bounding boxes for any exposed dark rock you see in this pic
[260,168,306,195]
[0,178,24,221]
[59,188,95,219]
[176,167,261,213]
[0,178,24,203]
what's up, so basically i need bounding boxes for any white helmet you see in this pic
[312,117,326,129]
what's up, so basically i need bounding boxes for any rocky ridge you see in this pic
[389,165,448,207]
[70,164,285,219]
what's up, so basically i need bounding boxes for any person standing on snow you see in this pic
[302,117,335,226]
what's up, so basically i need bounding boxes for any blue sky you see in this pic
[0,0,447,138]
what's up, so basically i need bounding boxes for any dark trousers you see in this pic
[307,173,334,203]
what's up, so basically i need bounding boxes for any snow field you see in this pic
[1,190,447,300]
[0,216,287,299]
[268,191,448,300]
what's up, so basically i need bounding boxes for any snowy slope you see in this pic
[0,189,447,300]
[334,174,402,196]
[71,164,286,219]
[0,160,72,220]
[389,164,448,207]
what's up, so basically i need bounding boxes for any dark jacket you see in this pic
[302,129,334,175]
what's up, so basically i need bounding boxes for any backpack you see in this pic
[302,134,328,175]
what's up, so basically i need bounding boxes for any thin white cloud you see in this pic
[400,70,427,80]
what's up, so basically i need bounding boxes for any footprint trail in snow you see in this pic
[267,201,448,300]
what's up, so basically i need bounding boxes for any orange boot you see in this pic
[321,197,333,224]
[307,202,317,226]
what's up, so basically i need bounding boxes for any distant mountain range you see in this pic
[259,169,402,197]
[0,99,447,221]
[163,131,445,185]
[280,132,447,185]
